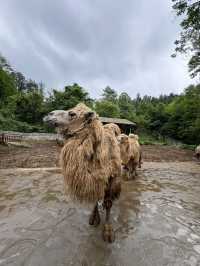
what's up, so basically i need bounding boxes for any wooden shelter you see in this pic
[99,117,136,134]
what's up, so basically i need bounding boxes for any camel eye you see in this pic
[68,111,77,119]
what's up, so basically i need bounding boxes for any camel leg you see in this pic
[134,164,138,177]
[130,170,136,179]
[102,177,115,243]
[128,160,137,179]
[102,199,115,243]
[122,165,129,181]
[89,202,101,226]
[138,152,142,168]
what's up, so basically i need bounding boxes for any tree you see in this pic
[118,92,136,121]
[102,86,118,102]
[14,89,44,124]
[10,71,27,92]
[162,84,200,143]
[0,68,17,104]
[0,54,13,72]
[26,79,39,91]
[148,103,169,133]
[95,100,120,118]
[172,0,200,78]
[46,83,93,111]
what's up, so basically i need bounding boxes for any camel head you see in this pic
[43,110,68,127]
[43,103,97,135]
[104,123,121,137]
[117,133,129,144]
[129,133,139,141]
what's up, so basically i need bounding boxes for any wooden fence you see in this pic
[0,133,23,145]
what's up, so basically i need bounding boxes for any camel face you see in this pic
[129,134,139,141]
[43,110,69,130]
[43,103,97,134]
[118,134,129,144]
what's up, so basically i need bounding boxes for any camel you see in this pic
[118,133,142,179]
[195,145,200,160]
[43,103,121,242]
[103,123,121,137]
[129,134,143,169]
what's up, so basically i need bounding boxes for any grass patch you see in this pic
[138,131,196,150]
[139,132,168,145]
[179,144,196,151]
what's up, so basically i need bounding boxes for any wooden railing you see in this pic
[0,133,23,144]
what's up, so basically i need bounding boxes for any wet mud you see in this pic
[0,162,200,266]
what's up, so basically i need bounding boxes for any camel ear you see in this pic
[84,111,95,120]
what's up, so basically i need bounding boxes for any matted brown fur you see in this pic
[118,134,130,165]
[60,104,121,203]
[128,134,141,165]
[119,133,141,179]
[103,123,121,137]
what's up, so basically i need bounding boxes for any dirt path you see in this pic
[0,142,195,169]
[0,162,200,266]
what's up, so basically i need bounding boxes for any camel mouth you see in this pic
[43,116,58,128]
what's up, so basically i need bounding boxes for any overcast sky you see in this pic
[0,0,194,98]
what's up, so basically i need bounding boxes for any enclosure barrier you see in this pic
[0,133,23,145]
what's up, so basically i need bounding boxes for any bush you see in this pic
[0,113,43,132]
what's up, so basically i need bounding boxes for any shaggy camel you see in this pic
[43,103,121,242]
[103,123,121,137]
[195,145,200,160]
[118,133,142,179]
[129,134,143,169]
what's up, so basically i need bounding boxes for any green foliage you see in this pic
[102,86,118,102]
[162,84,200,144]
[118,92,136,121]
[0,68,17,103]
[10,71,26,92]
[13,89,45,124]
[0,54,13,72]
[0,113,39,132]
[46,83,93,111]
[172,0,200,78]
[95,100,120,118]
[138,132,169,145]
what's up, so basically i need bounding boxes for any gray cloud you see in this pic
[0,0,193,98]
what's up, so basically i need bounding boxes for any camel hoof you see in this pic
[102,224,115,243]
[89,211,100,226]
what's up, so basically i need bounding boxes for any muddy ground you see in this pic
[0,163,200,266]
[0,141,194,169]
[0,142,200,266]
